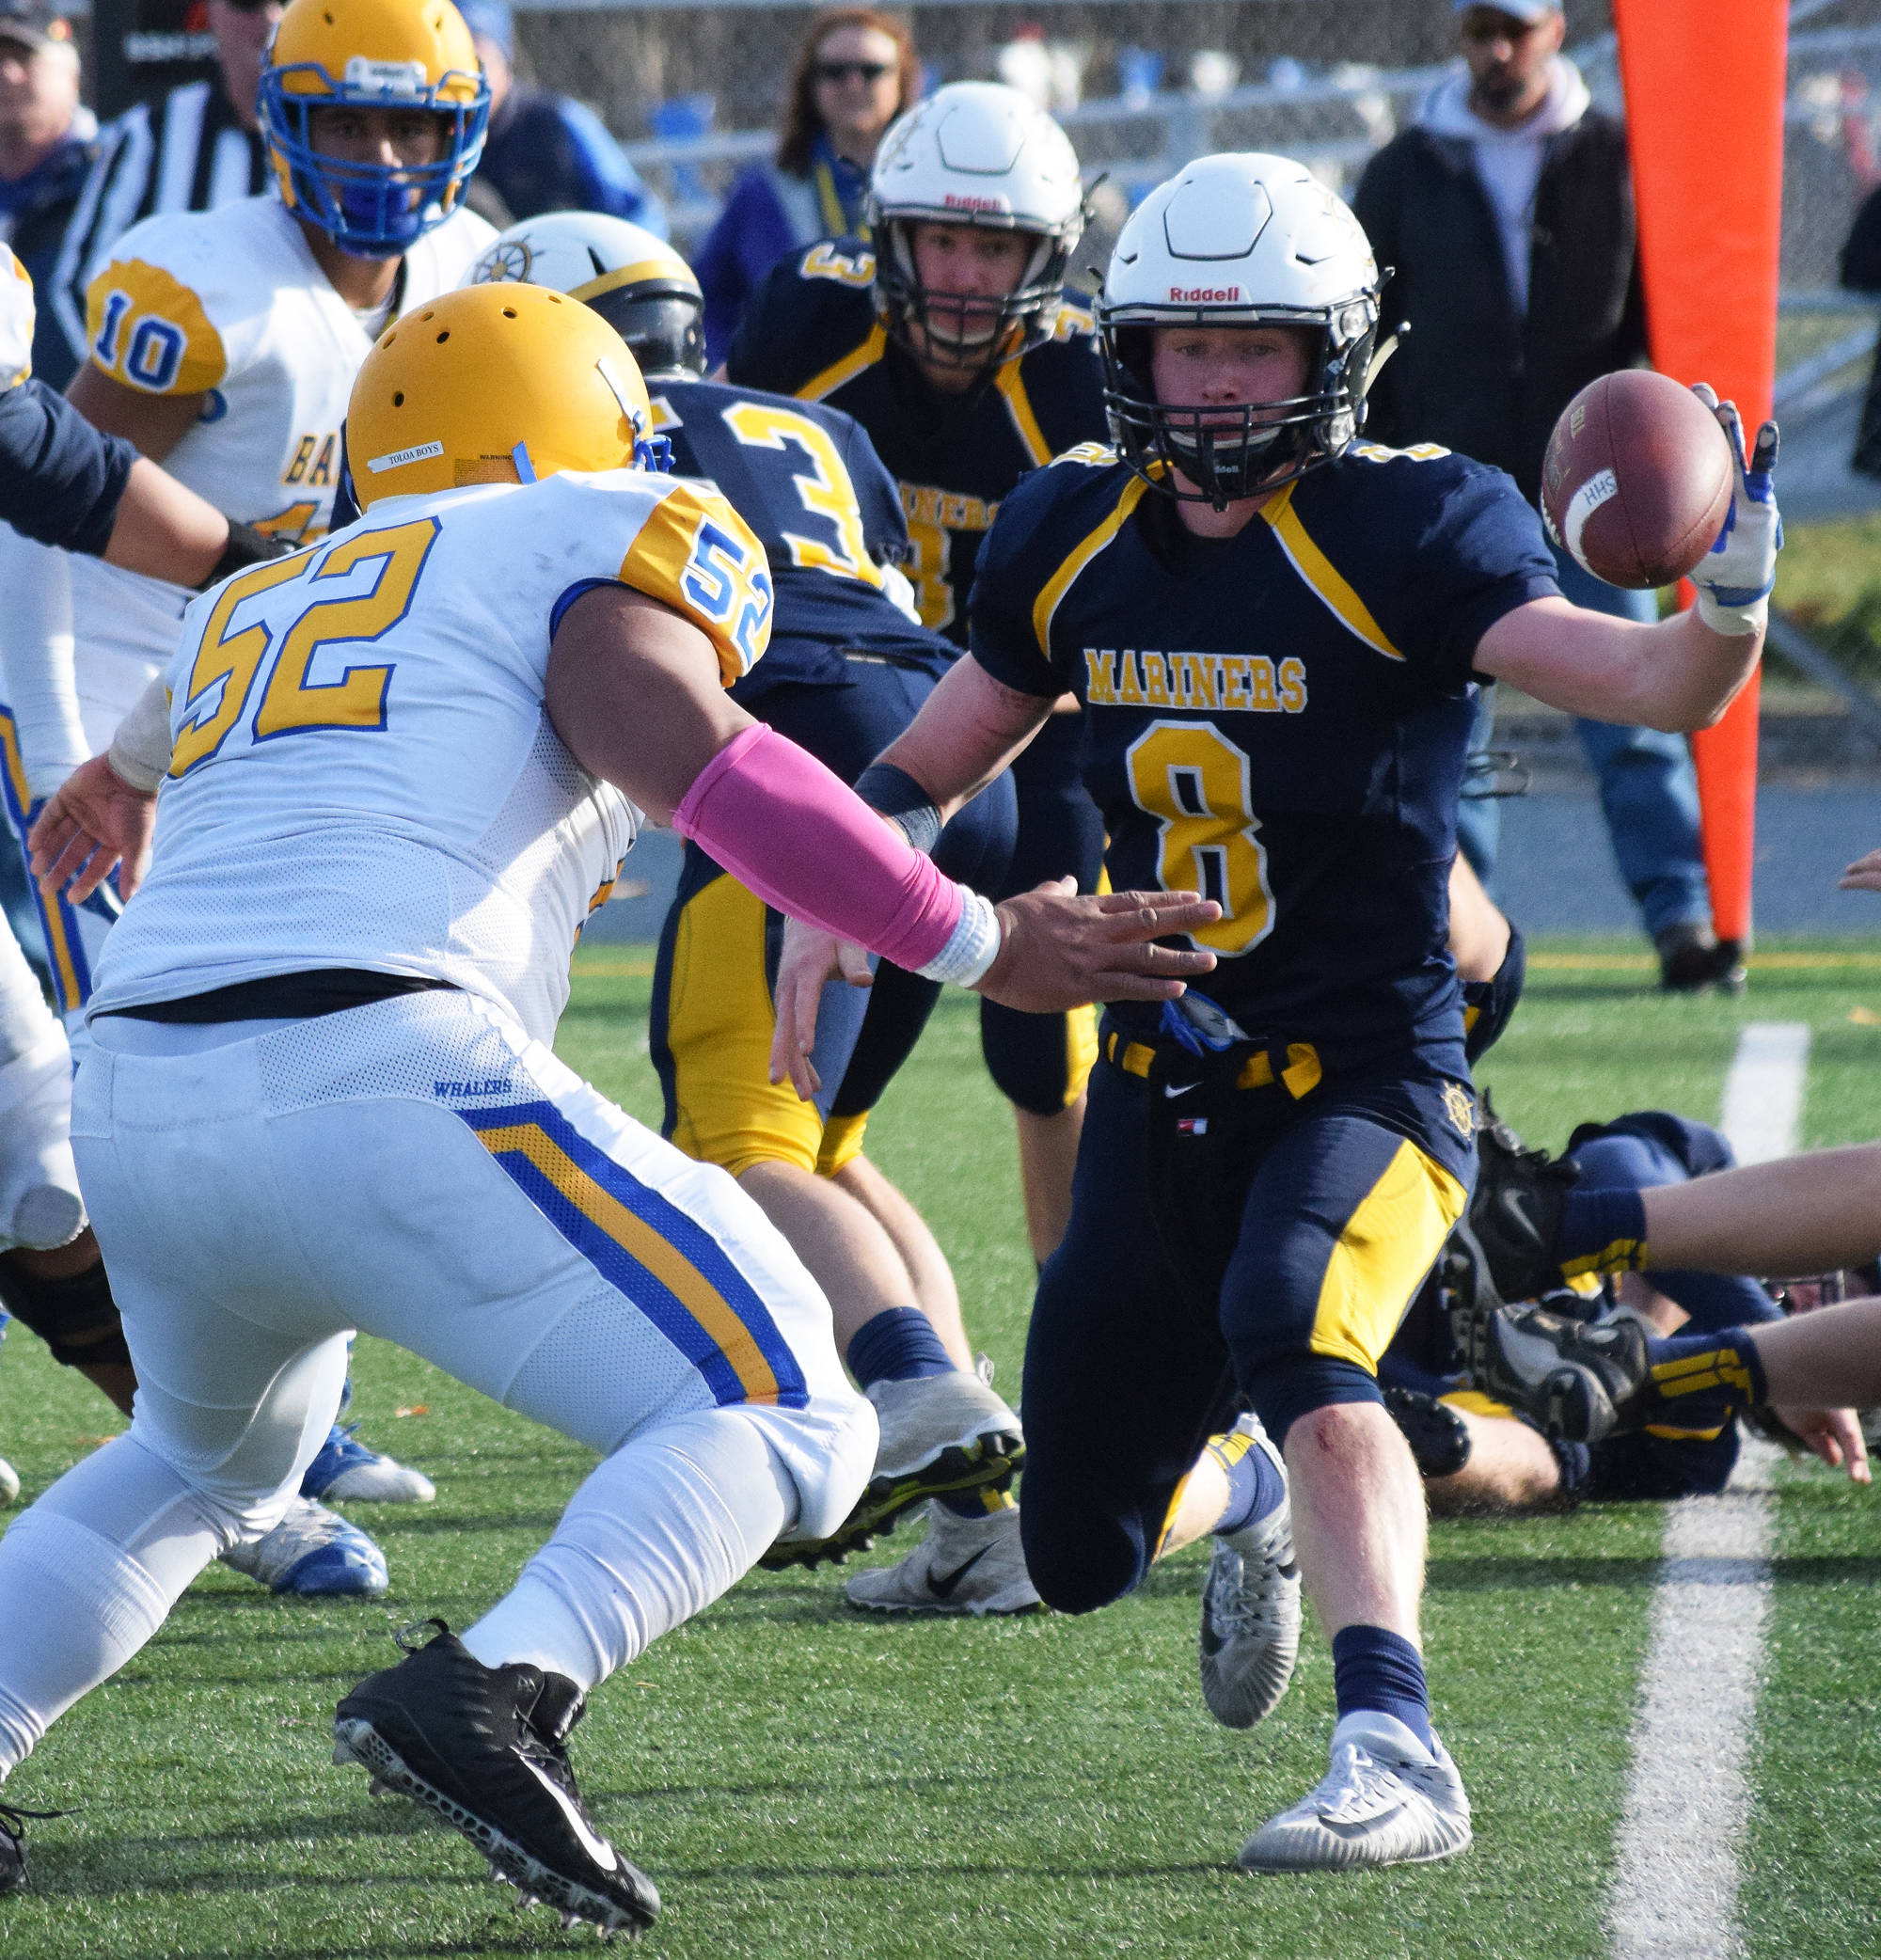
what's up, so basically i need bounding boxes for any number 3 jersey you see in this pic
[50,196,495,768]
[88,469,771,1046]
[970,442,1559,1053]
[723,239,1107,644]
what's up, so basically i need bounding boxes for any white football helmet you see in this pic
[867,80,1085,371]
[467,212,705,377]
[1098,153,1383,506]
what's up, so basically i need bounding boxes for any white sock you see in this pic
[461,1408,797,1689]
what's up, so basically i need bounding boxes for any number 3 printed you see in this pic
[680,516,774,673]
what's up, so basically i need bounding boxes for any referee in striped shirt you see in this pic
[47,0,277,367]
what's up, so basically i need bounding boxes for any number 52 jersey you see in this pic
[969,442,1559,1054]
[88,469,773,1046]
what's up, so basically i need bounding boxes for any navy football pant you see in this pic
[1019,1050,1474,1616]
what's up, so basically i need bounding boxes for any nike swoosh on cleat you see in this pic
[1498,1191,1537,1236]
[515,1756,621,1874]
[927,1545,994,1600]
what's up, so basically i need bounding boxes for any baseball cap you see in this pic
[1453,0,1562,23]
[0,0,71,52]
[455,0,513,59]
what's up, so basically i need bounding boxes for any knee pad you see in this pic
[1247,1353,1383,1448]
[981,999,1098,1114]
[0,1251,129,1369]
[1462,921,1525,1065]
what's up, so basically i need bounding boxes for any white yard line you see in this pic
[1605,1023,1810,1960]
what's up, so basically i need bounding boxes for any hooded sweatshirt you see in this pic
[1417,57,1592,316]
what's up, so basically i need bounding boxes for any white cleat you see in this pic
[1199,1419,1300,1728]
[0,1454,18,1507]
[219,1495,390,1596]
[866,1369,1024,1484]
[301,1423,436,1504]
[845,1500,1041,1616]
[1238,1711,1472,1873]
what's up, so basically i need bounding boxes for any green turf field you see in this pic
[1,937,1878,1959]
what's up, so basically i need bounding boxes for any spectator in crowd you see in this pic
[458,0,665,237]
[0,0,90,389]
[1841,183,1881,477]
[694,6,915,365]
[51,0,277,370]
[1353,0,1738,994]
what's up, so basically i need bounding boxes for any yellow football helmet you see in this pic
[345,281,656,509]
[261,0,488,257]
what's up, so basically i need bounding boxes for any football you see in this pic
[1540,370,1735,590]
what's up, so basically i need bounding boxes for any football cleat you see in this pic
[762,1368,1023,1572]
[1199,1424,1301,1729]
[301,1423,436,1504]
[333,1621,659,1936]
[1466,1092,1582,1306]
[219,1496,390,1596]
[844,1500,1041,1616]
[1383,1388,1473,1479]
[0,1798,63,1894]
[0,1454,18,1507]
[1466,1305,1651,1446]
[1238,1711,1472,1873]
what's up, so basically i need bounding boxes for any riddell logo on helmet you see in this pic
[944,193,1009,213]
[1169,285,1244,302]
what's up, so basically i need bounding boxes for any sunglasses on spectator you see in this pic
[814,59,893,84]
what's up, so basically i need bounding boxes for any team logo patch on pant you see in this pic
[1442,1082,1477,1141]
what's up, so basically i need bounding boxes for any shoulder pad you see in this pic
[800,242,876,288]
[1053,441,1118,469]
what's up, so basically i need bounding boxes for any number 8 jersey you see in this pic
[969,441,1559,1057]
[88,469,771,1045]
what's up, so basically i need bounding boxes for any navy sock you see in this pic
[1331,1625,1434,1751]
[1209,1425,1287,1538]
[1646,1325,1767,1426]
[1557,1186,1649,1281]
[846,1307,956,1391]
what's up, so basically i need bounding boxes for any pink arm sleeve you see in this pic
[671,724,964,969]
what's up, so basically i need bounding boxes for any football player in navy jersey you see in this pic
[725,80,1110,1278]
[466,213,1040,1607]
[774,151,1781,1870]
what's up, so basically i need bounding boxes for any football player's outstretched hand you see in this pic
[1771,1404,1871,1485]
[975,879,1219,1017]
[770,916,877,1102]
[1840,846,1881,893]
[1690,383,1780,637]
[28,751,157,904]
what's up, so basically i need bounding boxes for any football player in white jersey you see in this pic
[0,0,495,1592]
[0,283,1212,1923]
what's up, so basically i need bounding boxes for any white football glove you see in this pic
[1690,384,1780,637]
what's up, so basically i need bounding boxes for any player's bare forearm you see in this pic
[546,583,754,822]
[1638,1142,1881,1274]
[877,654,1053,818]
[65,361,206,465]
[103,458,230,584]
[1743,1298,1881,1414]
[1474,594,1760,734]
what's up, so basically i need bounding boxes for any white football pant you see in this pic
[0,989,875,1778]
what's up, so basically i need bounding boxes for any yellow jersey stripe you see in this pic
[1031,476,1149,658]
[796,324,887,403]
[475,1120,783,1403]
[1260,482,1404,661]
[995,363,1051,466]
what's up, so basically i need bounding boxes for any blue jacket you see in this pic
[695,134,868,367]
[476,87,667,235]
[0,126,97,390]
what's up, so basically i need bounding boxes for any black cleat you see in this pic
[1383,1388,1474,1478]
[1467,1092,1583,1304]
[0,1799,64,1895]
[1468,1306,1651,1445]
[333,1621,659,1936]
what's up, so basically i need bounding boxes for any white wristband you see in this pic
[916,888,1002,987]
[1694,588,1768,639]
[105,673,173,794]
